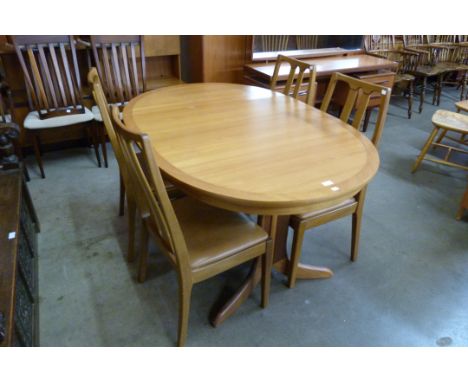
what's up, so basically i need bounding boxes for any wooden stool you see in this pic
[434,100,468,147]
[456,99,468,113]
[412,110,468,173]
[456,184,468,220]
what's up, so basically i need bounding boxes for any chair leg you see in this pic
[137,221,149,282]
[432,75,440,105]
[407,81,413,119]
[411,126,440,173]
[419,77,426,113]
[100,124,108,168]
[261,240,273,308]
[119,172,125,217]
[435,129,448,145]
[351,189,366,262]
[287,223,306,289]
[177,278,192,347]
[90,124,101,168]
[31,132,45,179]
[127,198,137,263]
[460,71,467,101]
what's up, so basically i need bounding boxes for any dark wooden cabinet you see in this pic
[0,167,39,346]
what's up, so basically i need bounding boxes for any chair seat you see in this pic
[411,65,442,77]
[395,73,415,83]
[171,197,268,270]
[432,110,468,133]
[436,62,468,72]
[24,107,94,129]
[294,198,357,220]
[456,100,468,113]
[91,104,124,122]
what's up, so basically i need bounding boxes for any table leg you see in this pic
[210,215,332,327]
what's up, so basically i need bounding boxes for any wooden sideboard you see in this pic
[244,53,398,105]
[0,167,40,346]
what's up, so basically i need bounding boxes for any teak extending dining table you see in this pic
[123,83,380,326]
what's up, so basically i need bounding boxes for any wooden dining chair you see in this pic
[402,35,445,112]
[365,35,419,119]
[89,35,146,168]
[88,68,183,265]
[11,35,98,178]
[287,72,391,288]
[270,54,317,106]
[111,106,273,346]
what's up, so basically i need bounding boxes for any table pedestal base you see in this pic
[210,215,333,327]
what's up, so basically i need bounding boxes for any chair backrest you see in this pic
[320,72,391,148]
[11,35,85,119]
[296,36,318,50]
[90,36,146,105]
[260,35,289,52]
[365,35,396,51]
[87,67,128,178]
[111,106,191,276]
[270,54,317,106]
[403,35,426,49]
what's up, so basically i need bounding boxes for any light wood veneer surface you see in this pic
[124,83,379,215]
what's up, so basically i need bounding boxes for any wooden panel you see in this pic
[144,36,180,57]
[201,36,250,83]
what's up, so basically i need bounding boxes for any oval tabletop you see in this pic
[123,83,380,215]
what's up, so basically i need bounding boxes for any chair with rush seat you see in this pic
[270,54,317,106]
[89,35,146,168]
[287,72,391,288]
[11,35,98,178]
[111,106,273,346]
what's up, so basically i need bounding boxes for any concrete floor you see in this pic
[26,86,468,346]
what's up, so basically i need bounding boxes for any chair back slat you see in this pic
[48,44,68,107]
[111,106,190,273]
[27,48,49,111]
[320,72,391,148]
[90,36,146,105]
[120,45,133,99]
[37,46,58,109]
[365,35,396,51]
[271,54,317,106]
[296,35,318,50]
[59,43,78,108]
[261,35,289,52]
[11,36,85,118]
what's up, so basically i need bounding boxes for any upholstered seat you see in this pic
[23,107,94,129]
[170,197,268,270]
[91,104,124,122]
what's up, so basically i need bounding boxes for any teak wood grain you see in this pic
[123,83,380,216]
